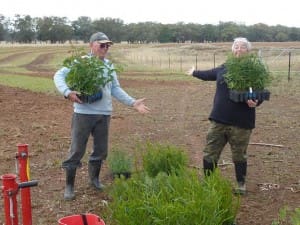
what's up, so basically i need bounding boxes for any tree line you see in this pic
[1,14,300,44]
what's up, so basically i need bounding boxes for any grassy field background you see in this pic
[0,42,300,225]
[0,42,299,92]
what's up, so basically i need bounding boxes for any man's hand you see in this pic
[133,98,150,114]
[186,66,195,76]
[67,91,82,103]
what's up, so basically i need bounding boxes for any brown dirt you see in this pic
[0,57,299,225]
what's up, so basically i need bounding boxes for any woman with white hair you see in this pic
[187,37,261,195]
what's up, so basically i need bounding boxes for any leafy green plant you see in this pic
[272,206,300,225]
[107,143,239,225]
[142,142,188,177]
[63,48,115,96]
[291,208,300,225]
[107,150,132,175]
[224,53,271,91]
[108,166,239,225]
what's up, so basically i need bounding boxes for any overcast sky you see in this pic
[2,0,299,27]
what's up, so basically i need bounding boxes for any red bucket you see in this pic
[58,213,105,225]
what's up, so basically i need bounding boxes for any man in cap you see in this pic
[89,32,112,44]
[54,32,150,200]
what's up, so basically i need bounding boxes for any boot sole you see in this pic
[233,189,247,196]
[64,195,75,200]
[89,183,105,191]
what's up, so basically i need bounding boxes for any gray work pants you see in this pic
[62,113,110,169]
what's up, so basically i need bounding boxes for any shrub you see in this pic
[63,48,114,96]
[272,206,300,225]
[142,143,188,177]
[107,150,132,175]
[109,169,239,225]
[107,143,239,225]
[224,53,271,91]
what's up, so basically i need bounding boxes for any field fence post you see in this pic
[288,51,291,82]
[213,52,216,68]
[180,56,182,72]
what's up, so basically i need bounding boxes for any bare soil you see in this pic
[0,54,299,225]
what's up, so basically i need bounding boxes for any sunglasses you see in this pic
[99,43,111,49]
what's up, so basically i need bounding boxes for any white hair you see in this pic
[231,37,251,51]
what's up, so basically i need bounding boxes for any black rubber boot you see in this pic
[203,159,217,176]
[234,161,247,195]
[88,161,105,190]
[64,168,76,200]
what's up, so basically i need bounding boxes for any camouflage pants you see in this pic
[203,121,252,163]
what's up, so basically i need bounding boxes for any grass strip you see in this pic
[0,74,56,93]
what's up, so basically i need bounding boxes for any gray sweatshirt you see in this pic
[53,58,135,115]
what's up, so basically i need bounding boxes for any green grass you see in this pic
[269,72,300,96]
[142,142,188,177]
[119,73,194,81]
[108,143,239,225]
[107,149,133,174]
[272,206,300,225]
[0,74,56,93]
[0,43,299,95]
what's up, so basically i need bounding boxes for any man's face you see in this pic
[90,41,111,59]
[232,41,249,57]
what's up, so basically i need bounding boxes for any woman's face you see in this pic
[232,41,249,57]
